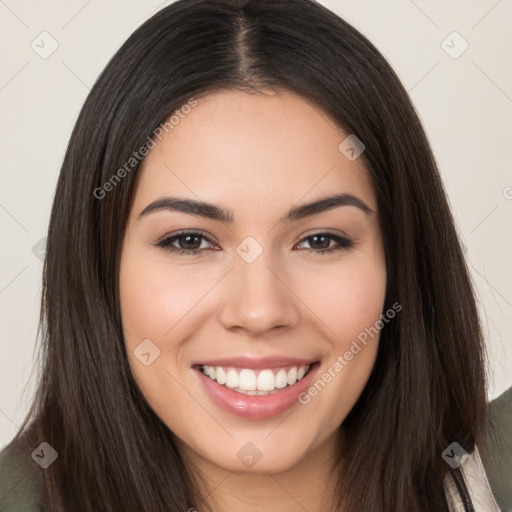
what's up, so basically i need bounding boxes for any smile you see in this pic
[193,358,320,419]
[199,364,311,395]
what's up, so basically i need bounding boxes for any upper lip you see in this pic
[192,356,317,370]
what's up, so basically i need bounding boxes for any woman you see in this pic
[0,0,506,510]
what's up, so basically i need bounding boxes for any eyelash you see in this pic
[154,230,354,256]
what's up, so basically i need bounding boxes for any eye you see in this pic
[154,230,218,255]
[295,233,353,254]
[155,230,353,256]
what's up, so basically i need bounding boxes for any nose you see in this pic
[217,248,301,337]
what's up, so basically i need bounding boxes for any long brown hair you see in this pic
[10,0,488,510]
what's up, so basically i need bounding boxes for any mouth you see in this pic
[193,359,320,419]
[197,363,312,395]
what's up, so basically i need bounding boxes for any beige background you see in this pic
[1,0,511,449]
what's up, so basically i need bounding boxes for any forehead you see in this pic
[131,90,376,218]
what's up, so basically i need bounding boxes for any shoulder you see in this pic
[0,438,45,512]
[443,386,512,512]
[444,445,501,511]
[481,386,512,512]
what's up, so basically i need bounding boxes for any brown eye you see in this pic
[296,233,353,254]
[155,231,217,255]
[175,234,202,250]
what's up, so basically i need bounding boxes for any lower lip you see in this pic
[194,363,320,419]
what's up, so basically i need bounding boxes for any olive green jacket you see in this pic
[1,386,511,511]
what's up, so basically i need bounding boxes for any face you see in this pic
[119,90,386,475]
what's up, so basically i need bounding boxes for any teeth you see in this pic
[257,370,275,391]
[216,366,226,385]
[225,369,239,388]
[239,369,257,391]
[287,367,297,386]
[275,369,288,388]
[200,364,311,393]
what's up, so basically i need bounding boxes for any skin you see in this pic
[119,89,387,512]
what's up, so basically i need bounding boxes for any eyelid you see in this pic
[299,227,352,241]
[154,229,219,249]
[154,228,355,256]
[157,228,217,242]
[157,227,352,242]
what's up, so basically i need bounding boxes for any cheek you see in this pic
[293,251,386,424]
[334,269,386,345]
[118,245,201,418]
[118,244,226,410]
[119,246,217,345]
[303,253,387,349]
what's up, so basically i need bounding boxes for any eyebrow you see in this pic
[137,193,373,223]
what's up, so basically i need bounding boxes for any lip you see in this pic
[194,360,320,419]
[192,355,316,370]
